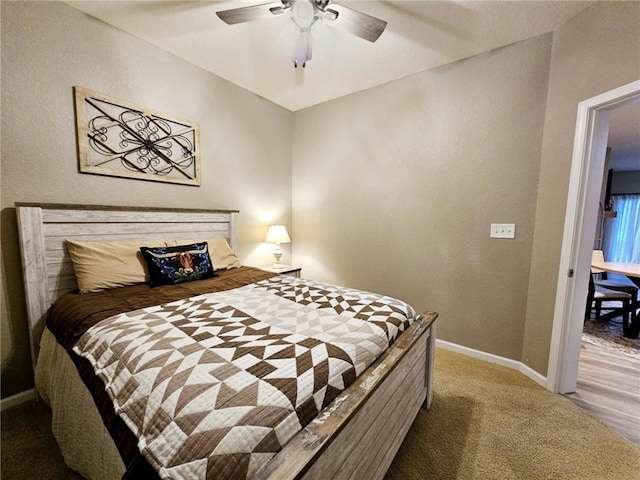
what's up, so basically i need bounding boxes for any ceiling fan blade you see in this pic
[216,2,288,25]
[324,4,387,42]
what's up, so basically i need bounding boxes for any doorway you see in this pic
[547,80,640,395]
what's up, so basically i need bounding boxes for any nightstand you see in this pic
[261,264,301,278]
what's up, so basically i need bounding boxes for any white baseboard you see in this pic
[436,339,547,388]
[519,361,547,387]
[1,388,35,411]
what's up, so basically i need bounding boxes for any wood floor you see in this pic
[565,339,640,445]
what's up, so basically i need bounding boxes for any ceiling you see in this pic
[66,0,596,112]
[65,1,638,171]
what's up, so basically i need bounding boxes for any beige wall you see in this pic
[292,34,552,361]
[523,1,640,375]
[0,1,293,398]
[292,2,640,376]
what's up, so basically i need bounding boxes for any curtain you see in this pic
[603,194,640,263]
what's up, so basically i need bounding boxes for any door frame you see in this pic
[546,80,640,394]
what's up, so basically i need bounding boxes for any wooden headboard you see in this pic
[15,203,239,372]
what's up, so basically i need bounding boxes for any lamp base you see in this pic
[272,247,283,270]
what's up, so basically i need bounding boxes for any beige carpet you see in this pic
[2,348,639,479]
[385,348,640,480]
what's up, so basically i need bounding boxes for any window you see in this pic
[603,194,640,263]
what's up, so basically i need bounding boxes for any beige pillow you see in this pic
[66,239,165,293]
[165,237,240,270]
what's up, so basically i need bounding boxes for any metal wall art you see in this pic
[74,87,201,186]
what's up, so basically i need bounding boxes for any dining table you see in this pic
[591,261,640,279]
[591,260,640,338]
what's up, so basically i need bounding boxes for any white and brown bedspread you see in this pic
[70,274,417,480]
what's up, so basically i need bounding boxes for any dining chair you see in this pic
[591,250,639,309]
[586,273,633,335]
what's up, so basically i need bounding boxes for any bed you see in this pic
[16,203,437,480]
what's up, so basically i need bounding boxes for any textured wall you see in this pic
[0,1,293,398]
[292,34,552,362]
[523,1,640,375]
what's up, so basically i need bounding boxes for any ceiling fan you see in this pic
[216,0,387,68]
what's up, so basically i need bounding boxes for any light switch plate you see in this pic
[490,223,516,239]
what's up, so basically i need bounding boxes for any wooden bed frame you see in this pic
[16,202,437,480]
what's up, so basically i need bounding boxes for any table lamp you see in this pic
[265,224,291,269]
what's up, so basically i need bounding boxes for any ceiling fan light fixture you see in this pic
[292,0,316,29]
[294,29,312,68]
[322,8,338,22]
[291,0,319,68]
[269,6,287,16]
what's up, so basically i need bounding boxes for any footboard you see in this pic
[255,311,437,480]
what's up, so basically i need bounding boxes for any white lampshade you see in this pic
[265,225,291,244]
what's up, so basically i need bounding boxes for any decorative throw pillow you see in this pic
[140,242,216,287]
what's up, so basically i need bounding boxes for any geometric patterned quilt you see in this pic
[73,275,416,480]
